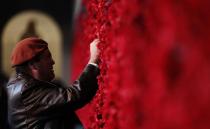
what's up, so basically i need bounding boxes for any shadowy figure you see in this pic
[20,20,40,40]
[0,72,9,129]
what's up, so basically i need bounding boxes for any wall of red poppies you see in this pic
[71,0,210,129]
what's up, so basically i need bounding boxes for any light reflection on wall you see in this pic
[1,10,62,79]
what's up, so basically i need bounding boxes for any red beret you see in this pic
[11,37,48,67]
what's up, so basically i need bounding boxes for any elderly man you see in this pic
[7,37,100,129]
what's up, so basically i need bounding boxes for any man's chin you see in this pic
[49,75,55,82]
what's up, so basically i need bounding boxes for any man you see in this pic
[7,37,100,129]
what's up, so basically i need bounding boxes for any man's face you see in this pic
[35,49,55,81]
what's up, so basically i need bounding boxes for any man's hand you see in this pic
[88,39,100,64]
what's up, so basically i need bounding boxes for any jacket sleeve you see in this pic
[22,64,100,115]
[65,64,100,109]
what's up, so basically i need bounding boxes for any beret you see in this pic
[11,37,48,67]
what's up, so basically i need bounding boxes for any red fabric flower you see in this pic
[72,0,210,128]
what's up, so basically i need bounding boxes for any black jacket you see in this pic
[7,64,99,129]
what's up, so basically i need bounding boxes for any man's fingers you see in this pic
[92,39,100,44]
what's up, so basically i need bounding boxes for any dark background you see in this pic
[0,0,77,82]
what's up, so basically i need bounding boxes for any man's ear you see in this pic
[28,62,39,70]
